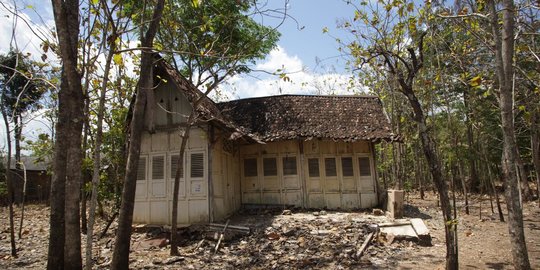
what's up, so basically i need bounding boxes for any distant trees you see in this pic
[339,0,538,269]
[0,50,46,258]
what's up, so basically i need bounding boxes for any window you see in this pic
[359,157,371,176]
[282,157,297,175]
[308,158,320,178]
[170,154,183,178]
[243,158,257,177]
[341,157,354,177]
[190,153,204,178]
[137,157,147,180]
[151,156,164,180]
[263,158,277,176]
[325,158,337,177]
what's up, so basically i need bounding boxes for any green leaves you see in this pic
[113,54,123,66]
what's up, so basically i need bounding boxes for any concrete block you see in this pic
[386,189,404,219]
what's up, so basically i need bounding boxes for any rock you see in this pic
[266,232,281,240]
[372,209,384,216]
[319,210,327,215]
[282,209,292,215]
[281,226,296,236]
[313,211,320,216]
[164,256,185,265]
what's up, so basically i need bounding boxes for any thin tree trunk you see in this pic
[486,148,505,222]
[170,123,191,256]
[463,91,479,193]
[531,110,540,204]
[18,163,27,239]
[516,152,532,201]
[111,1,165,268]
[458,161,469,215]
[1,99,16,257]
[85,40,114,270]
[489,0,531,267]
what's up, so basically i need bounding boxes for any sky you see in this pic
[0,0,362,146]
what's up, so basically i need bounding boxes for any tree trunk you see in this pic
[516,152,532,201]
[488,0,531,267]
[531,110,540,203]
[170,122,192,256]
[85,40,114,270]
[1,98,16,257]
[111,1,165,268]
[401,85,458,270]
[47,70,69,270]
[463,91,479,193]
[49,0,85,269]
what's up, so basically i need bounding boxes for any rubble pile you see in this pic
[155,211,414,269]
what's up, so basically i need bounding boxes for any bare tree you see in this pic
[111,0,166,268]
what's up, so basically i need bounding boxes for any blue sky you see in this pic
[264,0,354,73]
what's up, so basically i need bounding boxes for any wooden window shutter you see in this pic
[325,158,337,177]
[341,157,354,177]
[263,158,277,176]
[282,157,297,175]
[358,157,371,176]
[137,157,147,180]
[190,153,204,178]
[308,158,320,178]
[152,156,165,180]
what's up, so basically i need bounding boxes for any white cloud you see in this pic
[255,45,303,73]
[215,46,368,101]
[0,3,57,63]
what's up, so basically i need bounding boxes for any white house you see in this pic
[133,58,397,225]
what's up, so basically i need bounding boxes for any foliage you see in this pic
[0,50,47,118]
[157,0,280,89]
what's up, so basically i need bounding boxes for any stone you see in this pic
[387,190,404,219]
[372,208,385,216]
[282,209,292,215]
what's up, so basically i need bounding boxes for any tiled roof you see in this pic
[217,95,397,142]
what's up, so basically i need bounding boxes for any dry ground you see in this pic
[1,192,539,269]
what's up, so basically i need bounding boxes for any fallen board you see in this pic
[410,218,432,246]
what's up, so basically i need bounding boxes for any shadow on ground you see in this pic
[403,204,433,220]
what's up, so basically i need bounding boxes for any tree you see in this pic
[48,0,86,269]
[340,1,458,268]
[487,0,531,267]
[156,0,281,255]
[111,0,166,268]
[84,0,132,268]
[0,51,46,171]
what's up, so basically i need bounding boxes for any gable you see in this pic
[153,73,192,127]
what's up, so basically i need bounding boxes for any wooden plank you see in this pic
[410,218,432,246]
[410,218,429,236]
[356,232,375,259]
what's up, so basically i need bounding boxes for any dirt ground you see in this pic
[1,192,539,269]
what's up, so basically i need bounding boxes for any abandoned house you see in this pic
[133,58,397,225]
[8,156,51,203]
